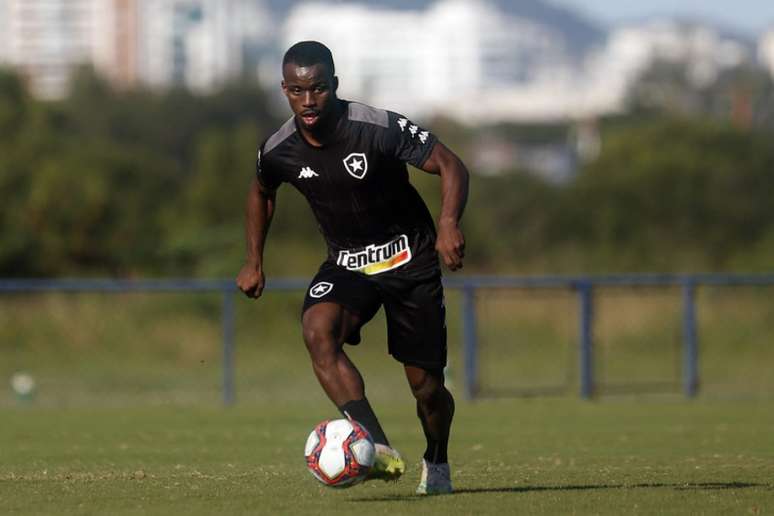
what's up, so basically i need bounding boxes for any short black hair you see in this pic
[282,41,335,75]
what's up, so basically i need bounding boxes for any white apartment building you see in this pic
[576,21,750,118]
[0,0,271,97]
[279,2,755,122]
[601,20,750,89]
[0,0,140,97]
[0,0,8,62]
[137,0,271,92]
[0,0,759,121]
[280,0,577,122]
[758,27,774,79]
[1,0,98,98]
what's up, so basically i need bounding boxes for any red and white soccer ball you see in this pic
[304,418,375,488]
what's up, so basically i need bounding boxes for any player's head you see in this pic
[282,41,339,131]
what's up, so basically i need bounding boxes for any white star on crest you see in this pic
[349,158,363,172]
[309,281,333,298]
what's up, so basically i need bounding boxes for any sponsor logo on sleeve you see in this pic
[336,235,412,275]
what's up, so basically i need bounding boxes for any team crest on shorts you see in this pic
[309,281,334,298]
[342,152,368,179]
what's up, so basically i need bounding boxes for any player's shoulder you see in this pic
[346,101,389,128]
[261,116,297,157]
[346,101,410,132]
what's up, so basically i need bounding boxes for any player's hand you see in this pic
[435,220,465,271]
[236,262,266,299]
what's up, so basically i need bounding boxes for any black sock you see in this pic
[423,440,448,464]
[338,398,390,446]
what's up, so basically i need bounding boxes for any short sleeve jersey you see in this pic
[257,100,440,278]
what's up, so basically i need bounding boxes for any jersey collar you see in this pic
[294,100,348,149]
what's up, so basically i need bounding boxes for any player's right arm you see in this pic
[236,176,276,299]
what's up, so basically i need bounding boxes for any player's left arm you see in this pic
[419,142,469,271]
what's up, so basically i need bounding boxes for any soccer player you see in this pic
[237,41,469,495]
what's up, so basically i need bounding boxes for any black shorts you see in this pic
[302,262,447,369]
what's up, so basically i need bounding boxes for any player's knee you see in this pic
[408,370,444,406]
[302,322,331,350]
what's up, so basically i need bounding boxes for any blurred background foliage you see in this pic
[1,63,773,278]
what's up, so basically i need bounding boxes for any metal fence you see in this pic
[2,274,773,404]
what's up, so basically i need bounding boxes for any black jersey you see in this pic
[257,100,440,278]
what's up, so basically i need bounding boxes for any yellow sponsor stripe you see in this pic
[361,250,411,275]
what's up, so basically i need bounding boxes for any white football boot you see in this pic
[416,458,453,495]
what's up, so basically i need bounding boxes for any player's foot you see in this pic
[416,459,452,495]
[366,444,405,481]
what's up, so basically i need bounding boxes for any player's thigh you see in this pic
[302,262,381,347]
[382,274,447,369]
[302,302,360,348]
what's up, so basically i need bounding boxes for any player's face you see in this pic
[282,63,338,131]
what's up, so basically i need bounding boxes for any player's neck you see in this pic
[298,100,345,148]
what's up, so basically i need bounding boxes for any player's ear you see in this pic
[281,79,287,93]
[332,76,339,94]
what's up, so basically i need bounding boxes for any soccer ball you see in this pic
[304,418,375,488]
[10,371,36,402]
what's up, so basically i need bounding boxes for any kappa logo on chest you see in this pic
[342,152,368,179]
[298,166,319,179]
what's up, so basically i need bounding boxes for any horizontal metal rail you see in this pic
[2,274,773,403]
[3,273,774,293]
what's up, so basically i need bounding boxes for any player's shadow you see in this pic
[350,481,766,502]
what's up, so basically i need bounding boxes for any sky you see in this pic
[549,0,774,35]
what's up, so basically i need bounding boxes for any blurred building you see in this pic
[0,0,271,97]
[0,0,763,122]
[601,20,751,89]
[279,0,583,122]
[0,0,7,62]
[758,27,774,78]
[93,0,140,88]
[137,0,272,92]
[1,0,97,98]
[277,2,754,122]
[0,0,142,97]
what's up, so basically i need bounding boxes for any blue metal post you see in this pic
[578,282,594,399]
[462,284,479,400]
[222,290,236,406]
[682,280,699,398]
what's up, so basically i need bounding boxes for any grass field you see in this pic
[1,400,773,515]
[1,289,773,514]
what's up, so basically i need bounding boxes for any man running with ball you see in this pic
[237,41,469,494]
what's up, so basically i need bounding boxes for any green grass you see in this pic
[0,400,772,515]
[1,290,774,513]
